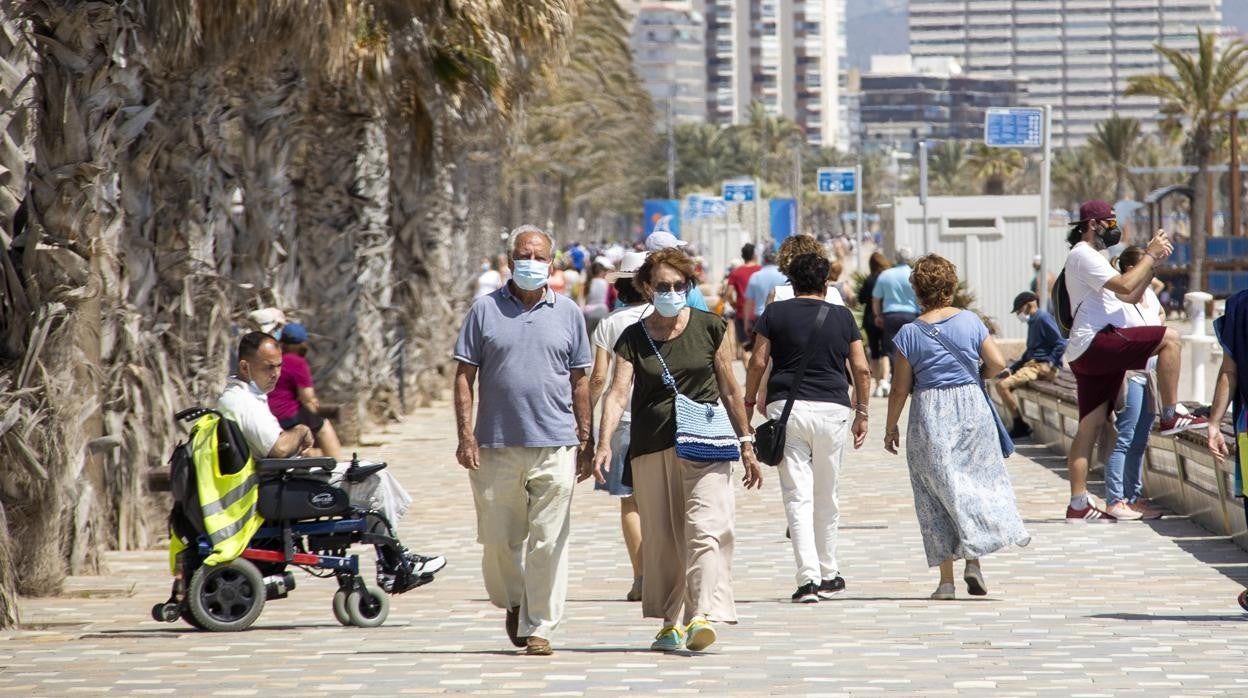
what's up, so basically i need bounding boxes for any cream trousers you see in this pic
[630,447,737,626]
[471,446,576,640]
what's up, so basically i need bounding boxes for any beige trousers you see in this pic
[471,446,575,640]
[630,447,737,626]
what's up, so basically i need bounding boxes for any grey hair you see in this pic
[508,225,557,258]
[895,246,914,266]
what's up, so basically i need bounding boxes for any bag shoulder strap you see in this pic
[775,303,832,424]
[912,315,982,387]
[638,311,679,395]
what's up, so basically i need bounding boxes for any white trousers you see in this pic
[767,400,851,586]
[471,446,575,640]
[329,461,413,525]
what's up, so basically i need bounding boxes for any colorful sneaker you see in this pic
[684,618,717,651]
[1158,413,1208,435]
[791,582,819,604]
[1105,501,1143,521]
[817,577,846,599]
[1129,499,1163,520]
[1065,503,1117,523]
[650,625,685,652]
[930,582,956,600]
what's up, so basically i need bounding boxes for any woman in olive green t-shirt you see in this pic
[593,248,763,655]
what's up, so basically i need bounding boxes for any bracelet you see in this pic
[855,408,869,417]
[738,434,755,444]
[1149,251,1165,262]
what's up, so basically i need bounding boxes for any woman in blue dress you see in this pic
[883,255,1031,600]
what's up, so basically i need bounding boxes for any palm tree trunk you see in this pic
[295,84,398,428]
[1190,150,1211,293]
[0,9,38,627]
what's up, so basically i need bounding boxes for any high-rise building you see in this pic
[632,3,709,125]
[642,0,846,147]
[858,55,1025,153]
[908,0,1223,147]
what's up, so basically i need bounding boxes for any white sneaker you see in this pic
[880,380,891,397]
[871,384,882,398]
[1105,502,1143,521]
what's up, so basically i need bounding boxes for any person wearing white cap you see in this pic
[644,232,710,312]
[588,250,650,601]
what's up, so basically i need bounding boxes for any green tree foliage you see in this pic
[1125,28,1248,291]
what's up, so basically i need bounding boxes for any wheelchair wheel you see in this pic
[188,558,266,632]
[331,590,351,626]
[180,607,207,630]
[345,586,389,628]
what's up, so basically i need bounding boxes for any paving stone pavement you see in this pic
[3,395,1248,696]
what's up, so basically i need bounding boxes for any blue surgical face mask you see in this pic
[248,380,265,395]
[653,291,687,318]
[512,259,550,291]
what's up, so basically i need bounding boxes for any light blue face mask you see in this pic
[653,291,687,318]
[247,380,265,396]
[512,259,550,291]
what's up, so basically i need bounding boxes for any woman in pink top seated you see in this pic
[269,322,343,460]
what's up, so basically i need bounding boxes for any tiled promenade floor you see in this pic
[3,395,1248,696]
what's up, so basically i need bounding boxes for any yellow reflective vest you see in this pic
[169,413,263,569]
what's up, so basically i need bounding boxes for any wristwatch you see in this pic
[738,434,755,444]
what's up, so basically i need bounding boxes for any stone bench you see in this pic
[1010,372,1244,550]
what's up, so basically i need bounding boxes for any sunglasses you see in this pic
[653,282,690,294]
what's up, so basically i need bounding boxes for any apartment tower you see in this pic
[908,0,1223,146]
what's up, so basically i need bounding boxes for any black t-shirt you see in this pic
[755,298,862,407]
[615,310,727,458]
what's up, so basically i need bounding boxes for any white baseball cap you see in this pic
[645,231,688,251]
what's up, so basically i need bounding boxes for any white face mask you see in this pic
[1016,312,1029,324]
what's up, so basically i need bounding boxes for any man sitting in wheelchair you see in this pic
[216,330,446,592]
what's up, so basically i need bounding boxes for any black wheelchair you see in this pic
[151,408,433,631]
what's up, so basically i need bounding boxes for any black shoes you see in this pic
[793,577,846,602]
[1008,417,1032,439]
[792,582,820,603]
[817,577,846,599]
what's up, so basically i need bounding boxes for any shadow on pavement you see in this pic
[1013,441,1248,588]
[1090,612,1247,623]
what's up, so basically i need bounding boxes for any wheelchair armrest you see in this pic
[344,462,387,483]
[255,457,337,474]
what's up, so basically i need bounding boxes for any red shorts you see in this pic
[1069,325,1167,418]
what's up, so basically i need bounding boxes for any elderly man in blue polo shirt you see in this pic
[453,224,594,657]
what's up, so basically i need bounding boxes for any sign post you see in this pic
[984,106,1049,299]
[818,166,861,268]
[723,179,761,251]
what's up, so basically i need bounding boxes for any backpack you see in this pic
[1050,267,1080,338]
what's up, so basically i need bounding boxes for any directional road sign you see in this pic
[984,107,1045,148]
[817,167,857,194]
[722,180,756,203]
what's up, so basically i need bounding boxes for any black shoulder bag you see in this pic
[753,304,831,466]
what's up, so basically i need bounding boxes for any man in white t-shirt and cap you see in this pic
[1060,200,1206,523]
[644,231,710,311]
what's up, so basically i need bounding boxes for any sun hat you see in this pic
[606,250,648,281]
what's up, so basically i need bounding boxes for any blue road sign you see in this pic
[817,167,856,194]
[722,181,756,203]
[984,107,1044,148]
